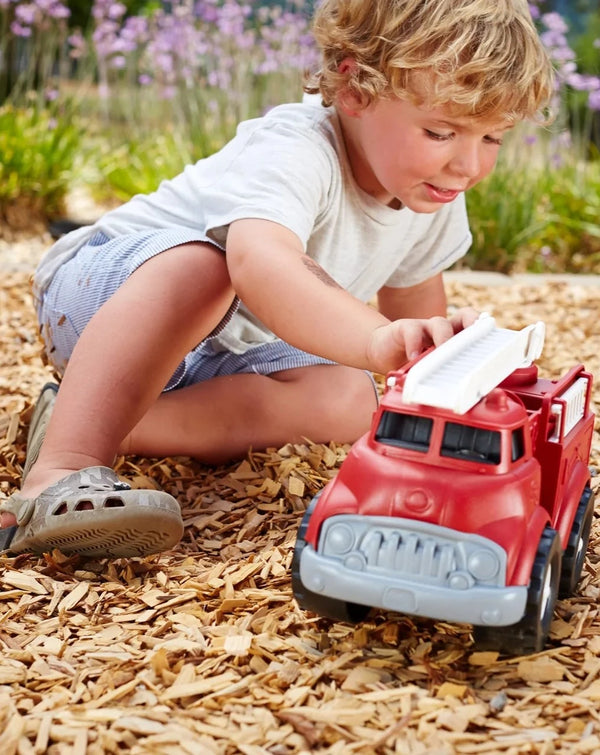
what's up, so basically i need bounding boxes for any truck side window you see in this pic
[511,428,525,461]
[441,422,501,465]
[375,412,433,452]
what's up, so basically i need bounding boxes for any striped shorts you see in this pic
[36,229,342,391]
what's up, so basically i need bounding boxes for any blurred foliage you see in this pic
[88,129,223,202]
[464,129,600,275]
[525,161,600,273]
[572,14,600,73]
[66,0,155,29]
[0,101,81,228]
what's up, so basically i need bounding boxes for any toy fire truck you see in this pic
[292,315,596,655]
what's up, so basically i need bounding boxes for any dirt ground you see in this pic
[1,238,600,754]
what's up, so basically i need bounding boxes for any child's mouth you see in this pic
[424,183,461,203]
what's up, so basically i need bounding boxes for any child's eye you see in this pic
[425,129,453,141]
[485,135,504,146]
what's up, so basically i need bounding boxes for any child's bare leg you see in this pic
[120,364,378,464]
[6,242,233,522]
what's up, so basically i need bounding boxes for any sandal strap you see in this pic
[1,467,133,526]
[23,382,59,482]
[44,466,132,496]
[0,493,36,526]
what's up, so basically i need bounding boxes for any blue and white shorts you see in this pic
[36,229,344,391]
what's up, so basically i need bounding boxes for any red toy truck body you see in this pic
[292,319,595,654]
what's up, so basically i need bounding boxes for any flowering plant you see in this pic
[1,0,599,271]
[80,0,319,144]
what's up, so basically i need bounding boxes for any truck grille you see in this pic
[358,529,455,576]
[319,515,506,588]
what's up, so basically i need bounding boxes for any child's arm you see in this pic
[226,219,476,374]
[378,274,478,328]
[378,274,449,320]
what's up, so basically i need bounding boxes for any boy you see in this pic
[0,0,554,558]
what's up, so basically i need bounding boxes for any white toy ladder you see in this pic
[401,314,545,414]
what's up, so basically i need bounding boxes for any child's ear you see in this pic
[336,57,367,116]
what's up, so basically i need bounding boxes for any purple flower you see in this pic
[10,21,32,37]
[541,12,569,34]
[68,30,87,58]
[589,89,600,112]
[14,4,36,26]
[567,73,600,92]
[195,0,219,24]
[92,0,125,21]
[160,85,177,100]
[48,2,70,20]
[122,16,148,42]
[550,45,575,62]
[108,2,126,20]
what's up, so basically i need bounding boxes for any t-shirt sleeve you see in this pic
[383,194,472,288]
[195,118,334,250]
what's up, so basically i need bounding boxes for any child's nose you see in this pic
[448,146,481,178]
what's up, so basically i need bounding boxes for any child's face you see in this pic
[339,94,511,212]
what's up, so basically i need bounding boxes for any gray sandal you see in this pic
[0,466,184,558]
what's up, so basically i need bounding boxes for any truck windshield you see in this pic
[375,411,433,452]
[441,422,501,465]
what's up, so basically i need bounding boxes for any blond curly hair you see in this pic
[305,0,555,123]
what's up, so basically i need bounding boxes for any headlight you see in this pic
[468,549,500,581]
[324,523,355,554]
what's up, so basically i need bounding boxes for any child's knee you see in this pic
[306,366,378,437]
[334,367,378,419]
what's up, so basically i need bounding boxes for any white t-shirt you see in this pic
[34,99,472,354]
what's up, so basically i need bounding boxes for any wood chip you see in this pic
[56,581,89,612]
[517,657,565,683]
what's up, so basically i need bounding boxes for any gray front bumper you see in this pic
[299,544,528,627]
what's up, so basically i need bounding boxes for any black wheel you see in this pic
[473,526,561,655]
[291,497,371,623]
[559,485,595,598]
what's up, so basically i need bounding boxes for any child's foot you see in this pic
[0,383,184,557]
[0,466,184,557]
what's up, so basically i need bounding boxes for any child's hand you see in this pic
[448,306,480,334]
[367,307,479,374]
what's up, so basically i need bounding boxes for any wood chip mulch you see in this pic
[1,254,600,754]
